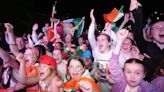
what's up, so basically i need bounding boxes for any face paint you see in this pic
[68,59,84,79]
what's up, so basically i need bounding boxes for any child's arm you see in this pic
[109,29,129,83]
[88,9,97,51]
[118,13,130,31]
[102,23,119,47]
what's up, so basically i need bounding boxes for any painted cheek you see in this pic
[68,68,73,74]
[73,67,78,72]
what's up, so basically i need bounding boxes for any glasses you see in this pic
[151,27,164,30]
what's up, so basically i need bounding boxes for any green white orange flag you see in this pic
[51,1,57,18]
[103,5,124,23]
[63,17,85,37]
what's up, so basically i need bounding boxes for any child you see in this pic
[108,29,160,92]
[88,9,115,92]
[64,56,100,92]
[151,60,164,92]
[119,38,144,68]
[38,55,63,92]
[52,49,67,80]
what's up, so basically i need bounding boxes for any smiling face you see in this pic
[151,21,164,44]
[16,37,25,50]
[39,64,53,80]
[78,37,84,46]
[97,34,111,53]
[68,59,85,80]
[52,49,62,64]
[124,62,145,87]
[121,38,133,52]
[65,34,72,43]
[24,48,38,65]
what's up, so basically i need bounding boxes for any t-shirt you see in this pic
[93,48,113,82]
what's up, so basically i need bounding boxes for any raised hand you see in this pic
[38,32,43,39]
[16,53,26,64]
[54,19,60,28]
[27,34,31,39]
[90,9,95,24]
[32,23,39,31]
[4,23,14,33]
[117,29,129,41]
[129,0,141,11]
[104,22,112,32]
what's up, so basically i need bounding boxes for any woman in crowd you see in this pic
[108,28,160,92]
[88,8,118,91]
[64,56,100,92]
[119,37,144,68]
[52,49,67,80]
[16,54,63,92]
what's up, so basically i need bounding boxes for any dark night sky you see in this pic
[0,0,163,36]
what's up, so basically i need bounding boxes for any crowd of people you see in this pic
[0,0,163,92]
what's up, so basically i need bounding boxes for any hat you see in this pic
[39,55,57,68]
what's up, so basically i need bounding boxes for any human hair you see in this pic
[64,33,73,43]
[50,66,56,73]
[35,45,46,55]
[56,42,64,51]
[66,56,85,80]
[96,33,111,42]
[123,58,146,73]
[67,56,85,68]
[153,60,164,78]
[34,45,46,63]
[125,37,136,46]
[70,22,75,27]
